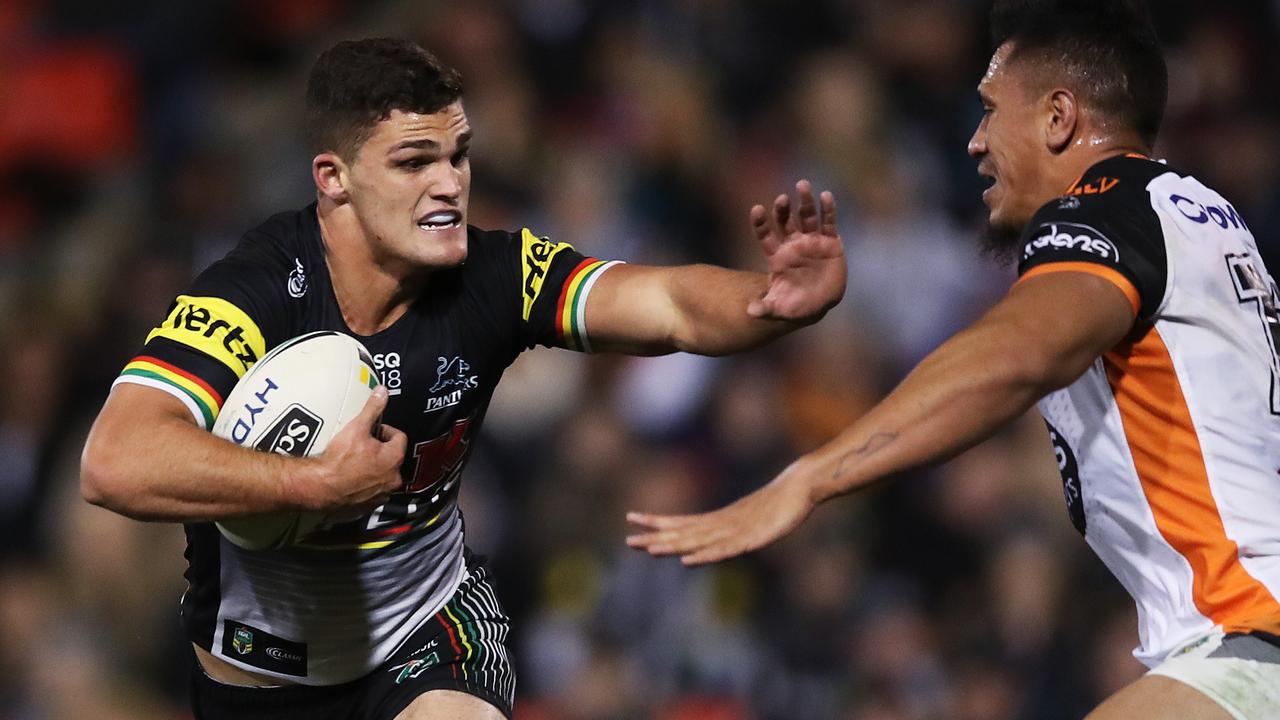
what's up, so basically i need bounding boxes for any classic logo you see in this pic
[254,405,323,457]
[287,258,308,298]
[390,652,441,684]
[266,647,303,663]
[221,620,307,676]
[520,228,573,321]
[1023,222,1120,263]
[232,628,253,655]
[148,295,265,375]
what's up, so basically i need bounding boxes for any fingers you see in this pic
[746,296,772,319]
[795,179,819,234]
[377,422,406,446]
[625,511,741,565]
[358,385,389,429]
[758,180,832,243]
[773,193,795,236]
[819,190,838,236]
[750,204,780,256]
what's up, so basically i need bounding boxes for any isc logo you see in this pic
[373,353,403,396]
[255,406,324,457]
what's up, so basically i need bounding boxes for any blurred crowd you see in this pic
[2,1,1279,718]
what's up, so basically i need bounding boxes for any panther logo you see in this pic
[430,356,478,394]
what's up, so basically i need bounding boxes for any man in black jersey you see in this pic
[629,2,1280,718]
[78,38,846,720]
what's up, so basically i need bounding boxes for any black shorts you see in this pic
[190,563,514,720]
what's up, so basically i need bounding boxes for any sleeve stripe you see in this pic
[112,374,212,429]
[132,355,225,405]
[555,259,621,352]
[570,261,621,353]
[1018,262,1141,317]
[554,258,596,348]
[119,357,223,426]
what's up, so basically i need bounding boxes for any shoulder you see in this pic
[199,206,320,293]
[1019,155,1173,317]
[232,206,321,270]
[462,225,518,261]
[1033,155,1172,226]
[1022,156,1171,259]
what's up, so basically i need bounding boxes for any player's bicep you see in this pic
[579,263,680,355]
[82,382,201,500]
[996,269,1136,388]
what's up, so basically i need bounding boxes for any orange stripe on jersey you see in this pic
[1105,327,1280,634]
[1018,262,1140,317]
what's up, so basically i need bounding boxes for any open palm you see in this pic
[747,179,846,323]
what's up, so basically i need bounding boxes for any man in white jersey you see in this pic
[628,1,1280,718]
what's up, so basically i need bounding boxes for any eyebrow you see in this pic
[390,131,472,153]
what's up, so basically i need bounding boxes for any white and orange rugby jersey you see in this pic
[1016,154,1280,667]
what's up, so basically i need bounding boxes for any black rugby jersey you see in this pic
[114,204,619,683]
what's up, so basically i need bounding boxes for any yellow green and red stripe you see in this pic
[119,355,224,428]
[555,258,618,352]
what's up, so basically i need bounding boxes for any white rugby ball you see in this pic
[211,331,379,550]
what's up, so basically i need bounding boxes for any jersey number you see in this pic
[1226,253,1280,415]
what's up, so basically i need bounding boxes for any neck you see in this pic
[316,198,422,335]
[1054,133,1149,193]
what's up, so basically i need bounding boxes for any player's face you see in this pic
[968,43,1051,245]
[344,103,472,271]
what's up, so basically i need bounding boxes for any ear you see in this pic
[1045,89,1078,153]
[313,152,350,203]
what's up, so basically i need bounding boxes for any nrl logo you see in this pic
[424,356,478,413]
[232,627,254,655]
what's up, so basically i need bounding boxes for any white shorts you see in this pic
[1147,628,1280,720]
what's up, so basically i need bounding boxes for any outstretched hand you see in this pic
[625,466,817,565]
[747,180,846,323]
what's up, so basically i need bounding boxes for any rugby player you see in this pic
[78,39,845,720]
[627,2,1280,717]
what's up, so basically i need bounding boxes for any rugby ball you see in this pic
[211,331,379,550]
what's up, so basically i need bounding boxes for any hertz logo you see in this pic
[520,228,572,321]
[147,295,266,376]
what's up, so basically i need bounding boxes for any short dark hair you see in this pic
[305,38,463,160]
[991,0,1167,148]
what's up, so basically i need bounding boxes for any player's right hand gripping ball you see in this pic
[211,331,379,550]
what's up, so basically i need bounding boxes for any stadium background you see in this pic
[1,1,1278,718]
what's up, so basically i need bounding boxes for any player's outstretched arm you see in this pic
[627,270,1135,564]
[585,180,846,356]
[81,384,405,522]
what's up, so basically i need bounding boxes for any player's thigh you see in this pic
[394,689,506,720]
[1086,675,1234,720]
